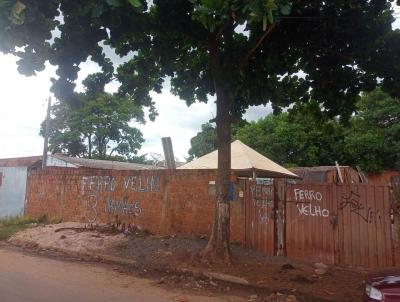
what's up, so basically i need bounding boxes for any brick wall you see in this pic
[26,168,246,244]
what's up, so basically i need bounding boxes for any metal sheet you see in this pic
[245,180,275,255]
[0,167,27,218]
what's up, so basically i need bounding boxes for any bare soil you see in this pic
[8,223,367,302]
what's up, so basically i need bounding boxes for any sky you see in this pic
[0,7,399,161]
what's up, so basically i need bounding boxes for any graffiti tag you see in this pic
[105,199,141,217]
[297,203,330,218]
[339,189,380,224]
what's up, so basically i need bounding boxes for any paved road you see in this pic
[0,247,244,302]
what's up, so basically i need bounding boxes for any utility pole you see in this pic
[42,97,51,169]
[161,137,176,169]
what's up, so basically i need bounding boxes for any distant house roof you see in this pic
[289,166,362,183]
[178,140,299,179]
[0,156,42,167]
[48,154,164,171]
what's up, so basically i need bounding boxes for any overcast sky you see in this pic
[0,9,399,161]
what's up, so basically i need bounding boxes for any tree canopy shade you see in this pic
[1,0,400,261]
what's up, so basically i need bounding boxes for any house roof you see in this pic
[50,154,164,171]
[178,140,299,179]
[0,156,42,167]
[289,166,360,183]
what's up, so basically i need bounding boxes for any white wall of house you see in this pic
[46,156,77,168]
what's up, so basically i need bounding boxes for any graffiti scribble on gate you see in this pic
[296,203,330,217]
[250,184,273,224]
[258,208,269,224]
[339,189,380,223]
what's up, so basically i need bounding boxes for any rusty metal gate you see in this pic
[285,183,394,268]
[244,180,398,268]
[391,176,400,265]
[244,179,276,255]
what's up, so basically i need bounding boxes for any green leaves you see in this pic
[279,4,291,16]
[43,90,145,160]
[10,1,26,25]
[106,0,122,8]
[127,0,141,8]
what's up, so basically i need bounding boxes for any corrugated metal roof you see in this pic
[289,166,350,173]
[51,154,164,171]
[0,156,42,167]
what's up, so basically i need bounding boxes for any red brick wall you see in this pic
[26,168,246,243]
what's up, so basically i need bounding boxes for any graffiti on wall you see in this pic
[339,189,381,224]
[80,175,160,194]
[294,188,330,218]
[250,184,273,224]
[81,176,117,194]
[105,198,141,216]
[123,176,160,192]
[79,175,160,223]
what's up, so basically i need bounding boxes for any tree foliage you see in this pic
[236,102,343,167]
[187,123,217,161]
[342,89,400,172]
[233,89,400,173]
[41,92,144,161]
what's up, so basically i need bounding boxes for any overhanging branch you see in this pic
[240,22,277,69]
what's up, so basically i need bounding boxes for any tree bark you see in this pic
[203,41,232,263]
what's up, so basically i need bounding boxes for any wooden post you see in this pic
[335,161,344,183]
[161,137,176,169]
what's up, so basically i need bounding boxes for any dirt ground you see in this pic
[9,223,367,302]
[0,245,246,302]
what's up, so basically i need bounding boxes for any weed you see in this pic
[0,215,45,240]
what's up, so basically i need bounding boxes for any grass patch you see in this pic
[0,215,46,241]
[0,224,30,240]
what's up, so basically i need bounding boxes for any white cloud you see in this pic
[136,90,216,160]
[0,54,56,158]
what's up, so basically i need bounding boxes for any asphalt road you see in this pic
[0,247,243,302]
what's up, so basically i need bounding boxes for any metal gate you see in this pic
[244,179,276,255]
[244,180,397,268]
[285,183,394,268]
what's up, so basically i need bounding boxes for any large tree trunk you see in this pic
[203,50,232,262]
